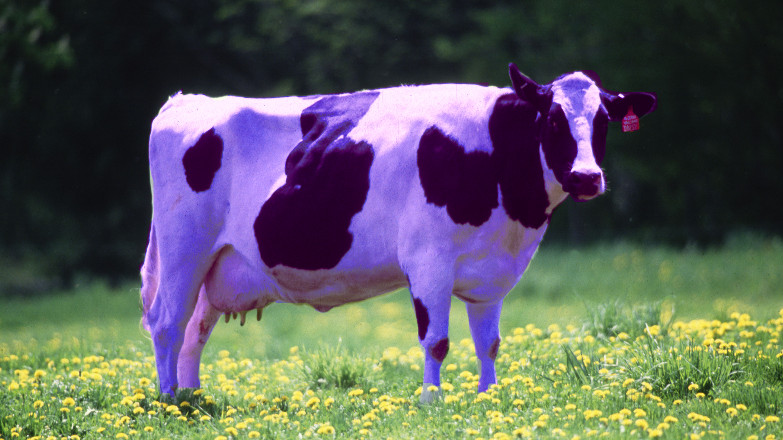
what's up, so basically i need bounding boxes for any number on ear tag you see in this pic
[622,107,640,132]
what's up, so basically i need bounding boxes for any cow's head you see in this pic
[508,63,657,201]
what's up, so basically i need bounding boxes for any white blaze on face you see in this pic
[551,73,606,198]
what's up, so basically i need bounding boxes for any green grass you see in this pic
[1,239,783,439]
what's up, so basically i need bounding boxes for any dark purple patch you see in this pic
[430,338,450,363]
[488,337,500,361]
[417,126,498,226]
[591,109,608,165]
[488,93,551,228]
[541,103,578,185]
[182,128,223,192]
[254,92,379,270]
[412,297,429,341]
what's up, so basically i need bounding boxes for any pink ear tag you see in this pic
[622,106,640,132]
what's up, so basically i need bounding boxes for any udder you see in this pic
[204,246,280,312]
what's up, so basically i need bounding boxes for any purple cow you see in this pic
[140,63,657,402]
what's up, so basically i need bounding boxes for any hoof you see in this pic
[419,383,443,404]
[158,392,176,405]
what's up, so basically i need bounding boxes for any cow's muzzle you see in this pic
[563,171,605,201]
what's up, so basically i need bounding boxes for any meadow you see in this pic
[1,237,782,439]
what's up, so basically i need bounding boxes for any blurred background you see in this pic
[1,0,781,293]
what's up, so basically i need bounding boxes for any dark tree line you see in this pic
[1,0,781,288]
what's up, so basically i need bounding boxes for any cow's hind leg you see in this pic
[177,285,221,389]
[146,259,206,398]
[466,301,503,393]
[407,268,453,403]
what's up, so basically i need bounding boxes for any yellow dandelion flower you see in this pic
[33,400,44,409]
[62,397,76,407]
[316,424,335,435]
[766,415,780,423]
[584,409,602,420]
[687,383,700,391]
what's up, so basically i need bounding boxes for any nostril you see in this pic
[571,172,601,186]
[566,171,603,196]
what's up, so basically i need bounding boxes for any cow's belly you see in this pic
[204,243,407,313]
[268,263,407,309]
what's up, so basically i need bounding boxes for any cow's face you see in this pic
[542,73,606,201]
[508,64,657,202]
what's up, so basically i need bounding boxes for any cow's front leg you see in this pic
[407,271,453,403]
[466,301,503,393]
[177,286,221,389]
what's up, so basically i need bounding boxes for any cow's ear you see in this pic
[601,91,658,121]
[508,63,552,112]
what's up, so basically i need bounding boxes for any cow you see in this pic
[140,63,657,402]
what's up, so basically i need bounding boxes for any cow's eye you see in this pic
[549,106,570,136]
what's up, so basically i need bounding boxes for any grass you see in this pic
[1,238,782,439]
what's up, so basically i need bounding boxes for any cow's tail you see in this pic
[140,224,160,333]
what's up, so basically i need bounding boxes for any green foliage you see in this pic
[0,0,782,284]
[620,335,743,399]
[3,281,783,438]
[297,343,373,390]
[582,300,674,340]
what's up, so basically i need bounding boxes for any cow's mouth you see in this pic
[571,192,601,202]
